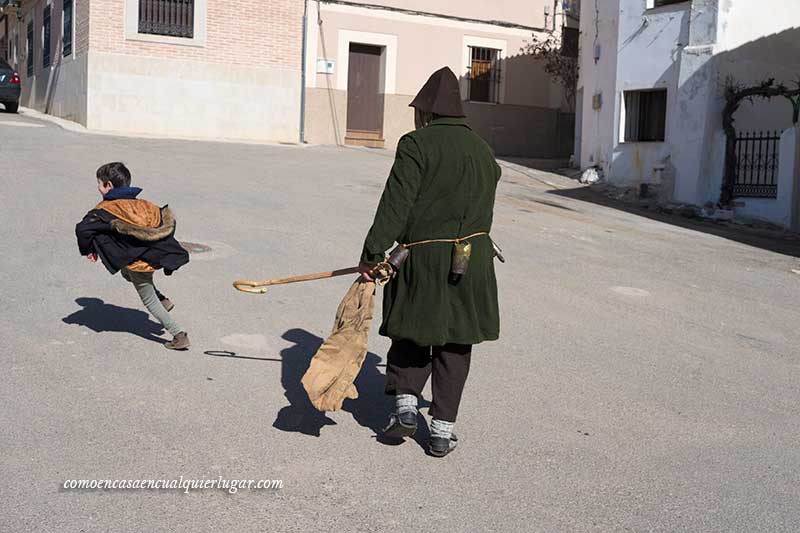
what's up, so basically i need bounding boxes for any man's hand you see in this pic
[358,261,375,282]
[87,253,98,263]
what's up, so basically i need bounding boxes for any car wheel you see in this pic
[4,101,19,113]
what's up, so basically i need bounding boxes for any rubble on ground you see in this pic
[580,167,603,184]
[586,182,797,235]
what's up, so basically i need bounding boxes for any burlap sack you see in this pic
[301,279,377,412]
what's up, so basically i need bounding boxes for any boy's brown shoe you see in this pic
[159,297,175,312]
[165,332,190,350]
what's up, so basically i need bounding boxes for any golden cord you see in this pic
[402,231,489,248]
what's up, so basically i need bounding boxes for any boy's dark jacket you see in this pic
[75,186,190,275]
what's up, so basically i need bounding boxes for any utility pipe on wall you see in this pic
[553,0,559,32]
[300,0,309,144]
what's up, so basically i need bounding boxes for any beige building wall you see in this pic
[85,0,303,141]
[89,0,301,69]
[86,52,300,141]
[6,0,304,142]
[305,0,570,155]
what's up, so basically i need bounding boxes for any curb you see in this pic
[496,159,574,190]
[18,106,311,148]
[19,107,88,133]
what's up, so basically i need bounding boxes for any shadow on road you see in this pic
[203,350,282,362]
[272,328,388,437]
[550,186,800,258]
[204,328,432,450]
[272,328,404,440]
[62,297,166,344]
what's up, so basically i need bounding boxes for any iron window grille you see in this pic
[468,46,502,104]
[26,20,33,77]
[623,90,667,142]
[138,0,195,39]
[563,0,581,18]
[42,4,51,68]
[63,0,73,57]
[654,0,690,7]
[561,26,579,58]
[733,130,780,199]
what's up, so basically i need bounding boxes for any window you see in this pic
[561,27,579,58]
[63,0,73,57]
[138,0,195,39]
[26,20,33,77]
[42,4,51,68]
[126,0,207,47]
[623,90,667,142]
[563,0,581,18]
[653,0,690,7]
[468,47,501,103]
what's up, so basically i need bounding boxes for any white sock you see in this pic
[430,418,454,439]
[395,394,418,415]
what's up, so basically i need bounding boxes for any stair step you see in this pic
[345,130,385,149]
[346,129,383,141]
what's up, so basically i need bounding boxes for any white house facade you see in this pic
[576,0,800,229]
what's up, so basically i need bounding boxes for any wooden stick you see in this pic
[233,267,360,294]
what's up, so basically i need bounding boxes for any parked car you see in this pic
[0,59,21,113]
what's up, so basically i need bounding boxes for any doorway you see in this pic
[345,43,384,148]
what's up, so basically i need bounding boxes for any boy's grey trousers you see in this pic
[121,268,182,336]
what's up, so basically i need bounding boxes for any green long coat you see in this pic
[361,117,501,347]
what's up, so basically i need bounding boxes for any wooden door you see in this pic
[346,43,383,137]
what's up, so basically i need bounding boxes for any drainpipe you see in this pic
[299,0,309,144]
[553,0,559,32]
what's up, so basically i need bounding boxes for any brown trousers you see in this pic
[384,339,472,423]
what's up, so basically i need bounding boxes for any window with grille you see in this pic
[26,20,33,77]
[42,5,52,68]
[138,0,195,39]
[561,27,579,58]
[63,0,73,57]
[653,0,690,7]
[468,47,502,104]
[623,90,667,142]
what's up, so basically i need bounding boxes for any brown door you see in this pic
[346,43,383,142]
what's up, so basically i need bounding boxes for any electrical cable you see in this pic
[318,0,548,33]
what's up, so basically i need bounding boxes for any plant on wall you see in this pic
[522,32,579,110]
[720,77,800,205]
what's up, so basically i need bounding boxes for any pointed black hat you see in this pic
[409,66,466,118]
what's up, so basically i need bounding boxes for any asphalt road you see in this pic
[1,111,799,531]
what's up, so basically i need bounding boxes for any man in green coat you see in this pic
[359,67,501,457]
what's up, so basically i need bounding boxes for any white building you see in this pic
[576,0,800,230]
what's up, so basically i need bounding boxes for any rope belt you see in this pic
[402,231,489,249]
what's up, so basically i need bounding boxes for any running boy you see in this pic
[75,162,191,350]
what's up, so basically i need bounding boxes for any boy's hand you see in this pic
[87,253,98,263]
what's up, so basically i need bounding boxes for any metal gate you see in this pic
[733,130,780,198]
